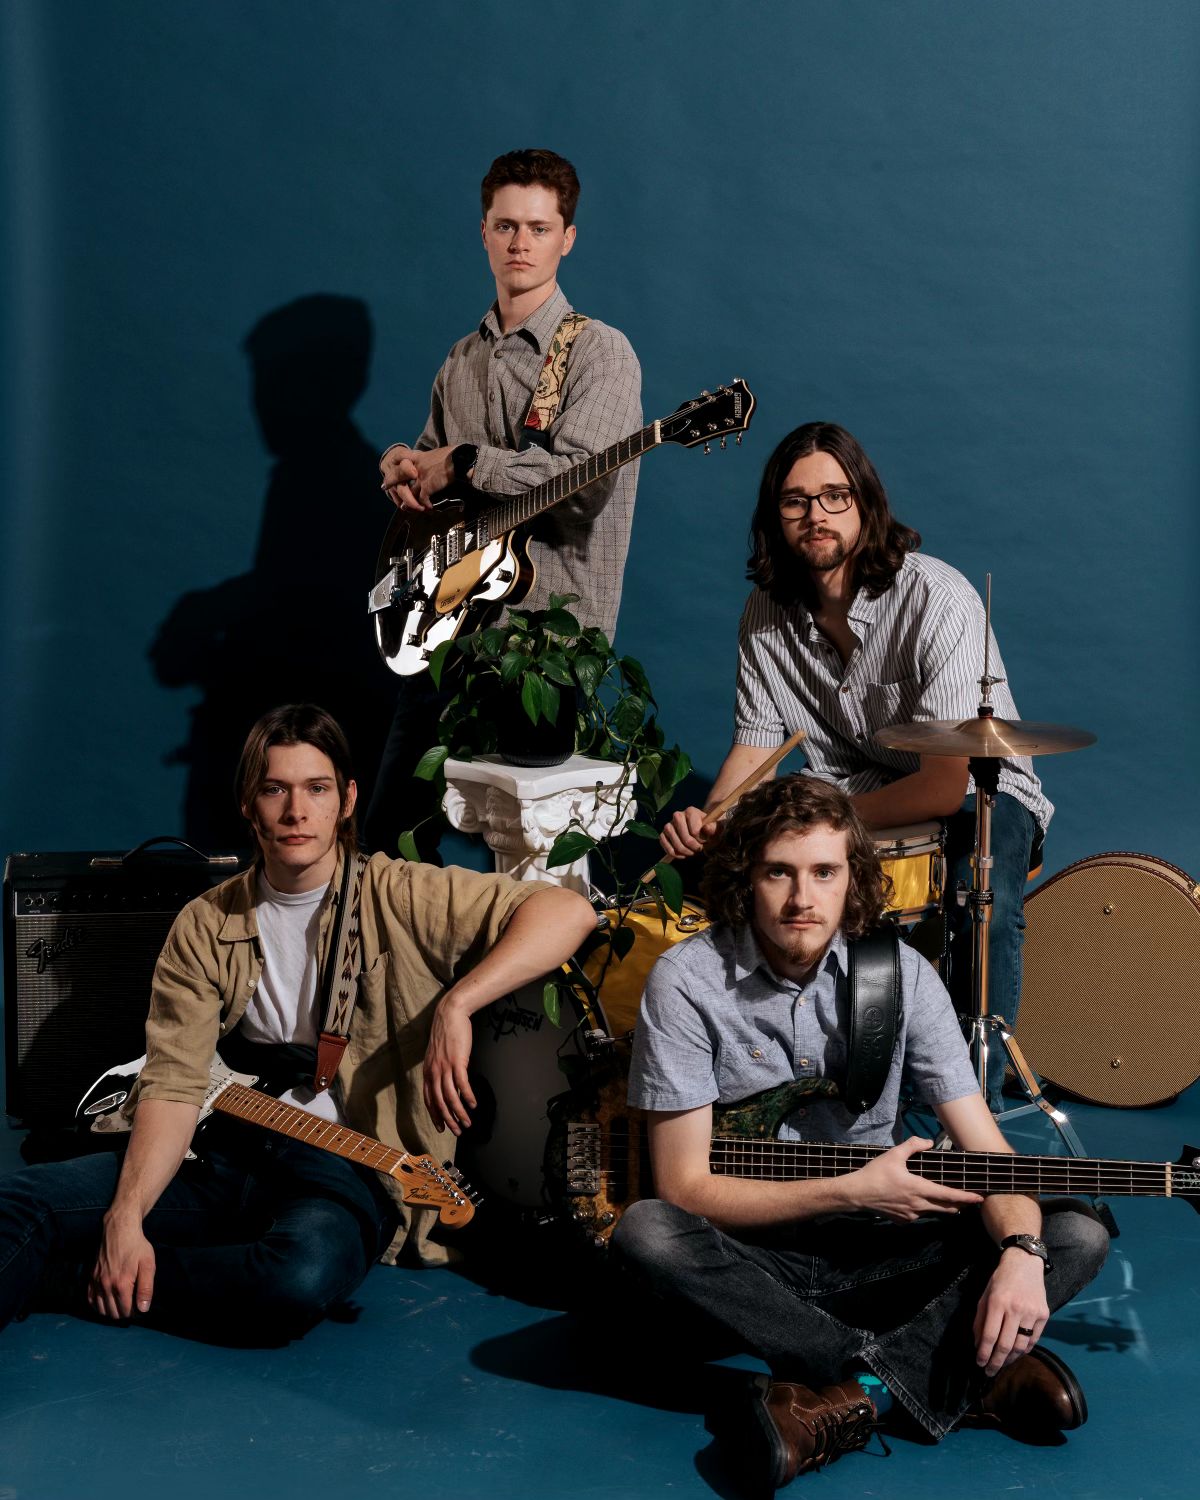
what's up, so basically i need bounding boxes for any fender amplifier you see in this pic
[3,838,248,1127]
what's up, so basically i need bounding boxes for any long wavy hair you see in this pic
[746,422,921,609]
[700,774,891,939]
[235,704,358,861]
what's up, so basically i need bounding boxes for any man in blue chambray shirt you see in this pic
[616,776,1107,1490]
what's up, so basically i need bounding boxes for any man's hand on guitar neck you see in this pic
[380,443,456,512]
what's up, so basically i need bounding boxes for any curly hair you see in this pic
[481,149,581,227]
[746,422,921,609]
[700,774,891,939]
[236,704,357,860]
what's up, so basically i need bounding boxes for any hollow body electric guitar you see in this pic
[548,1062,1200,1246]
[77,1055,478,1229]
[369,380,756,677]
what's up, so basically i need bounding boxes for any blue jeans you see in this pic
[0,1117,398,1343]
[944,793,1037,1111]
[612,1197,1107,1440]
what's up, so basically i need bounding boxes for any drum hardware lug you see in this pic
[583,1028,615,1058]
[955,882,968,907]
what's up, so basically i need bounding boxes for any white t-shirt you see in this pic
[238,873,343,1123]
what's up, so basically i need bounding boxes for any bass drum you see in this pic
[1019,852,1200,1107]
[460,899,709,1210]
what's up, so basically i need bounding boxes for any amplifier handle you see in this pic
[90,836,242,869]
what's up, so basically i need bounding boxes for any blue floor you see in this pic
[2,1083,1198,1500]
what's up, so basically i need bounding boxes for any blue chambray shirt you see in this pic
[627,924,979,1147]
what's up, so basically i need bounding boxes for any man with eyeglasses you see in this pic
[660,422,1050,1113]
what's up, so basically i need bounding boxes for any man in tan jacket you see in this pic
[0,704,594,1342]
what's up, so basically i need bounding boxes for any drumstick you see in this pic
[640,728,807,884]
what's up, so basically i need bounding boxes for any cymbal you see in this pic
[874,715,1096,758]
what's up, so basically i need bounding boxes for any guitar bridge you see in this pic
[565,1122,601,1195]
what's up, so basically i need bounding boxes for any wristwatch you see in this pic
[999,1233,1052,1273]
[451,443,478,483]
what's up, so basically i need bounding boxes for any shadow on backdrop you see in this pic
[150,294,395,846]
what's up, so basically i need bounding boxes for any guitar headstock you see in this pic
[659,379,756,452]
[1175,1144,1200,1212]
[392,1155,481,1227]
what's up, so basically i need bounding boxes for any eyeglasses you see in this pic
[778,486,854,520]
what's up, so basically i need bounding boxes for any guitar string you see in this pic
[576,1137,1171,1193]
[485,424,657,541]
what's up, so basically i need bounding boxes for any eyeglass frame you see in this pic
[777,485,856,520]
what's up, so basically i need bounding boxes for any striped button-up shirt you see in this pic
[412,286,642,638]
[734,552,1051,829]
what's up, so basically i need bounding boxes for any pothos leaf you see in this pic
[547,830,597,867]
[653,860,685,917]
[396,830,422,863]
[412,744,450,781]
[543,981,562,1027]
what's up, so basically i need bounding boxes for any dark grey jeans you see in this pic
[611,1197,1108,1439]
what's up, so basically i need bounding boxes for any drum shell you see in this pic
[873,822,945,924]
[582,900,709,1036]
[1019,852,1200,1107]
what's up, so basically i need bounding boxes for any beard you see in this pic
[757,926,831,977]
[796,531,850,573]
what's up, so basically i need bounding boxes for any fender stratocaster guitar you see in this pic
[368,380,756,677]
[76,1055,478,1228]
[547,1064,1200,1245]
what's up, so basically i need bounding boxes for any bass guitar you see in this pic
[368,380,756,677]
[547,1062,1200,1246]
[76,1055,479,1228]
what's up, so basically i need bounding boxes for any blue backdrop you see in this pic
[2,0,1197,881]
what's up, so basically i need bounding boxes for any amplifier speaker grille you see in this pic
[5,847,246,1127]
[1018,853,1200,1108]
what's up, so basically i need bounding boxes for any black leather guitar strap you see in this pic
[843,927,902,1115]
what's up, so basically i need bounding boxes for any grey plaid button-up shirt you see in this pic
[411,286,642,638]
[628,924,979,1147]
[734,552,1052,830]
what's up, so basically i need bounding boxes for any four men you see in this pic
[2,147,1116,1486]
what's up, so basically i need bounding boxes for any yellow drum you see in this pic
[874,821,945,923]
[582,899,709,1036]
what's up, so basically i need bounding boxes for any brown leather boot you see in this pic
[964,1347,1088,1439]
[725,1374,878,1489]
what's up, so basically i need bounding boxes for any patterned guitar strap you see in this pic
[520,312,589,450]
[313,851,369,1094]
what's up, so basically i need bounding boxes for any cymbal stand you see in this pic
[957,581,1115,1231]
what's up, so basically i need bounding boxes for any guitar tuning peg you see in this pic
[736,433,743,445]
[703,442,711,455]
[700,389,710,397]
[720,436,727,450]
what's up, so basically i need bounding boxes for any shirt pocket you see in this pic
[863,676,922,730]
[716,1038,790,1103]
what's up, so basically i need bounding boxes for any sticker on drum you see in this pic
[873,821,945,924]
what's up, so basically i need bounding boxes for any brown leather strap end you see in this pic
[313,1032,350,1094]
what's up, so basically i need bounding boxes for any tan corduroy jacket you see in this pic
[132,849,545,1265]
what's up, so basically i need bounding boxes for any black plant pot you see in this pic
[495,684,578,768]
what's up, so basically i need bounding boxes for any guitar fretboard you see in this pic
[214,1083,407,1176]
[485,424,658,540]
[708,1138,1174,1198]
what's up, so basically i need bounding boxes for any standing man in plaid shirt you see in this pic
[366,149,642,853]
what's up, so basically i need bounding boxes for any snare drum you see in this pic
[873,821,945,923]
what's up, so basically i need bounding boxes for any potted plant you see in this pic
[401,595,696,1017]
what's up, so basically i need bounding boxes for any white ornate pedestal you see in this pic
[442,754,635,893]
